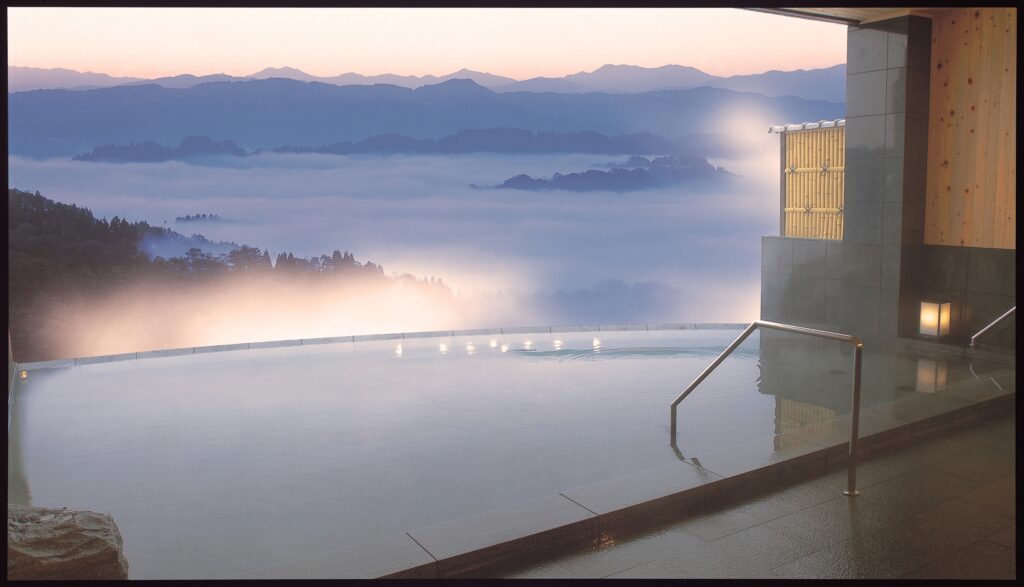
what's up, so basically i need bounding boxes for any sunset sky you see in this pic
[7,7,846,79]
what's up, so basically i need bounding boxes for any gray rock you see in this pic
[7,504,129,580]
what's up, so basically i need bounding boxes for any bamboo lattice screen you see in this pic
[783,127,845,239]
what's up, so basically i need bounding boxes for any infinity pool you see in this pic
[7,327,1010,579]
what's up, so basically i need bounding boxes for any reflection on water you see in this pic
[756,329,1009,451]
[916,358,948,393]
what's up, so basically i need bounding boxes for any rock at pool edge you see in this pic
[7,504,129,580]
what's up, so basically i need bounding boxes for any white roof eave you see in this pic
[768,119,846,134]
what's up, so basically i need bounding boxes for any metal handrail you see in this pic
[970,306,1015,349]
[670,320,864,496]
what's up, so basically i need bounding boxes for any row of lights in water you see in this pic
[13,340,605,378]
[394,338,601,356]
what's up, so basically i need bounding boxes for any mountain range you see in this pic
[8,63,846,101]
[8,78,844,158]
[72,129,746,163]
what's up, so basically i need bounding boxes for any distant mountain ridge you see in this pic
[8,63,846,101]
[71,129,743,162]
[9,79,845,158]
[7,66,146,92]
[271,129,684,156]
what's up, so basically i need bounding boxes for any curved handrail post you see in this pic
[670,320,864,497]
[669,322,758,438]
[970,306,1015,349]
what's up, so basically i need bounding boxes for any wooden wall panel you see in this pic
[924,7,1016,249]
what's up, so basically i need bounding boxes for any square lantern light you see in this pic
[919,301,951,337]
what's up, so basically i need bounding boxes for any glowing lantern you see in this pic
[919,301,951,337]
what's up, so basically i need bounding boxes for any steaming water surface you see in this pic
[12,328,774,579]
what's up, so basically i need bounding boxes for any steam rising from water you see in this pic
[34,274,759,360]
[38,275,473,359]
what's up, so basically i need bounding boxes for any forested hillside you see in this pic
[8,188,445,361]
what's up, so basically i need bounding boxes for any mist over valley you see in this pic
[8,58,843,359]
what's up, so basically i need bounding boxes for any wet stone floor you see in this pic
[496,414,1016,580]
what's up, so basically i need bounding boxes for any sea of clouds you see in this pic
[9,134,779,339]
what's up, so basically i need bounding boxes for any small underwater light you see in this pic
[500,344,509,353]
[439,343,448,353]
[553,339,563,349]
[523,340,533,349]
[395,344,403,356]
[489,339,498,348]
[19,370,28,380]
[593,338,601,348]
[466,343,475,354]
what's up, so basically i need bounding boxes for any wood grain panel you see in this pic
[924,7,1016,249]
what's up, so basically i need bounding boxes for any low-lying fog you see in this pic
[9,134,780,353]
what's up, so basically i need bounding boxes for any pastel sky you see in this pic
[7,7,846,79]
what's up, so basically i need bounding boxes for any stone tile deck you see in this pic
[497,413,1016,580]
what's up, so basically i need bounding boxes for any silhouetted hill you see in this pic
[492,77,593,93]
[438,69,518,87]
[412,78,495,98]
[7,66,145,92]
[123,73,241,89]
[493,155,733,192]
[248,66,322,82]
[564,63,717,92]
[74,136,246,162]
[248,66,516,88]
[711,65,846,101]
[10,79,844,157]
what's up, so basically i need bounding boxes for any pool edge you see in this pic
[225,390,1012,579]
[16,323,748,370]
